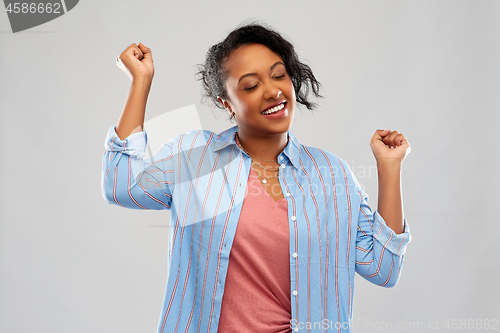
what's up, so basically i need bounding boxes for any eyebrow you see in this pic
[238,61,285,83]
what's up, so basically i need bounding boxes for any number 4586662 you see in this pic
[444,319,499,330]
[5,2,61,14]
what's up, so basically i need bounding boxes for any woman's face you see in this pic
[220,43,296,138]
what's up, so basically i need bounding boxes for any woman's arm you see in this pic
[101,43,173,210]
[115,42,154,140]
[370,129,411,234]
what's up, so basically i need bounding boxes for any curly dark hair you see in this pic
[197,22,321,115]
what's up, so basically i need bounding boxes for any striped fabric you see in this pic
[101,124,411,333]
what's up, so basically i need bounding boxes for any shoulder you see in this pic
[167,128,220,148]
[298,143,361,185]
[298,143,348,170]
[165,126,238,156]
[291,134,365,200]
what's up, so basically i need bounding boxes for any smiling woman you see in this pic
[219,44,295,140]
[102,22,412,333]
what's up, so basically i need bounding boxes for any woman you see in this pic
[102,23,411,333]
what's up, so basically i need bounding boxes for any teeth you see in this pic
[262,103,285,115]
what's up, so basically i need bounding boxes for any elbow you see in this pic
[380,265,404,288]
[357,265,402,288]
[362,273,399,288]
[364,273,400,288]
[381,276,400,288]
[101,163,127,207]
[101,172,124,207]
[102,184,133,208]
[102,182,117,206]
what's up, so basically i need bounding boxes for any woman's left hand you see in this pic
[370,129,411,164]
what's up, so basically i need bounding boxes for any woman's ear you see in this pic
[217,96,233,116]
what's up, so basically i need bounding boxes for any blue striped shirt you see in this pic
[101,124,411,333]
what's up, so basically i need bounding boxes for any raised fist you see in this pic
[116,42,154,82]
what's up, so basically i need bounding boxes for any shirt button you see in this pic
[292,290,298,296]
[291,216,296,221]
[292,252,298,258]
[295,328,299,332]
[281,163,286,169]
[286,192,290,197]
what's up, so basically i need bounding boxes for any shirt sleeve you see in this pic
[101,126,174,210]
[352,179,411,288]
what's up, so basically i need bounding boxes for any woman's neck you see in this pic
[235,131,288,162]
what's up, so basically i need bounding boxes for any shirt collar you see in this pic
[212,125,300,170]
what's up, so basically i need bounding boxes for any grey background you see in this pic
[1,0,499,332]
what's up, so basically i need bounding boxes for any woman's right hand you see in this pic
[116,43,154,82]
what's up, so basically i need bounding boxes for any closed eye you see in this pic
[244,84,258,91]
[274,74,286,79]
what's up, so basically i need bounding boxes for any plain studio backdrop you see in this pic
[1,1,499,332]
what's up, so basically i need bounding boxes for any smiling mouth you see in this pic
[261,102,286,115]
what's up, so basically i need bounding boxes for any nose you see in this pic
[263,81,282,100]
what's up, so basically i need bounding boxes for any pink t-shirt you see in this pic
[217,167,292,332]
